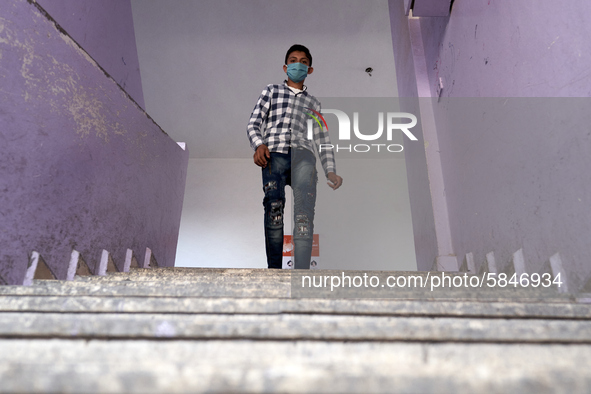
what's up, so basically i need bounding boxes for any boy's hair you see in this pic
[285,44,312,67]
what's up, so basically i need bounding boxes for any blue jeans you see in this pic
[262,148,318,269]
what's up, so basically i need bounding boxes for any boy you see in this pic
[247,44,343,269]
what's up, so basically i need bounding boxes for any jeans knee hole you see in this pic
[264,181,277,194]
[295,214,310,237]
[269,201,284,226]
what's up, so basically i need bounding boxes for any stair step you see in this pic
[99,267,291,279]
[73,268,440,283]
[99,267,480,279]
[0,267,583,393]
[0,282,570,302]
[1,311,590,343]
[0,296,587,319]
[0,281,290,297]
[127,267,442,274]
[1,265,569,301]
[73,274,292,283]
[0,339,589,393]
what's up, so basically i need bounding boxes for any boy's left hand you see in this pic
[327,172,343,190]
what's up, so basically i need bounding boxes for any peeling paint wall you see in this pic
[36,0,145,109]
[391,0,591,287]
[0,0,188,284]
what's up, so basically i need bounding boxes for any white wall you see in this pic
[176,159,267,268]
[315,157,417,271]
[176,157,416,271]
[130,0,400,158]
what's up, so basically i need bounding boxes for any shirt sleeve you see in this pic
[246,85,272,151]
[313,101,337,177]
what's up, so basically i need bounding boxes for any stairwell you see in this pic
[0,267,590,393]
[2,0,591,392]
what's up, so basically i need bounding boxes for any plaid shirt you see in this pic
[247,81,336,176]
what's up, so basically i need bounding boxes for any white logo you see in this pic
[307,110,418,153]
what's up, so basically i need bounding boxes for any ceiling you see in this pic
[131,0,400,158]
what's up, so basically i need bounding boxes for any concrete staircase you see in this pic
[0,268,590,393]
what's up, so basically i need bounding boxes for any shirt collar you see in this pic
[284,80,307,94]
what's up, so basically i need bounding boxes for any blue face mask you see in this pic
[286,62,309,83]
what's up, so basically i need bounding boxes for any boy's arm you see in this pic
[247,85,272,151]
[313,102,337,176]
[313,102,342,189]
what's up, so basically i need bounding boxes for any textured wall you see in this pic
[0,0,188,285]
[37,0,145,109]
[392,0,591,287]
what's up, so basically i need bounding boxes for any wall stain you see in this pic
[1,14,125,142]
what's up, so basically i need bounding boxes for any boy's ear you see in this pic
[283,64,288,73]
[307,67,314,75]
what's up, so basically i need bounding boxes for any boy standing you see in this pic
[247,44,342,269]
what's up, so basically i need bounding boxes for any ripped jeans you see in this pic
[262,148,317,269]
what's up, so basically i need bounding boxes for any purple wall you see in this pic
[389,0,438,271]
[36,0,145,109]
[420,1,591,98]
[0,0,188,285]
[412,0,451,17]
[389,1,418,99]
[390,0,591,288]
[435,97,591,289]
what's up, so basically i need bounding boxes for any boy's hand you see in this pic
[254,144,270,168]
[327,172,343,190]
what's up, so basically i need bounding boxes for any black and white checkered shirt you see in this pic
[247,81,336,176]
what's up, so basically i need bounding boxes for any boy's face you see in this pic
[283,50,314,80]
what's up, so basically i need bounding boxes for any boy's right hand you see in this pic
[254,144,271,168]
